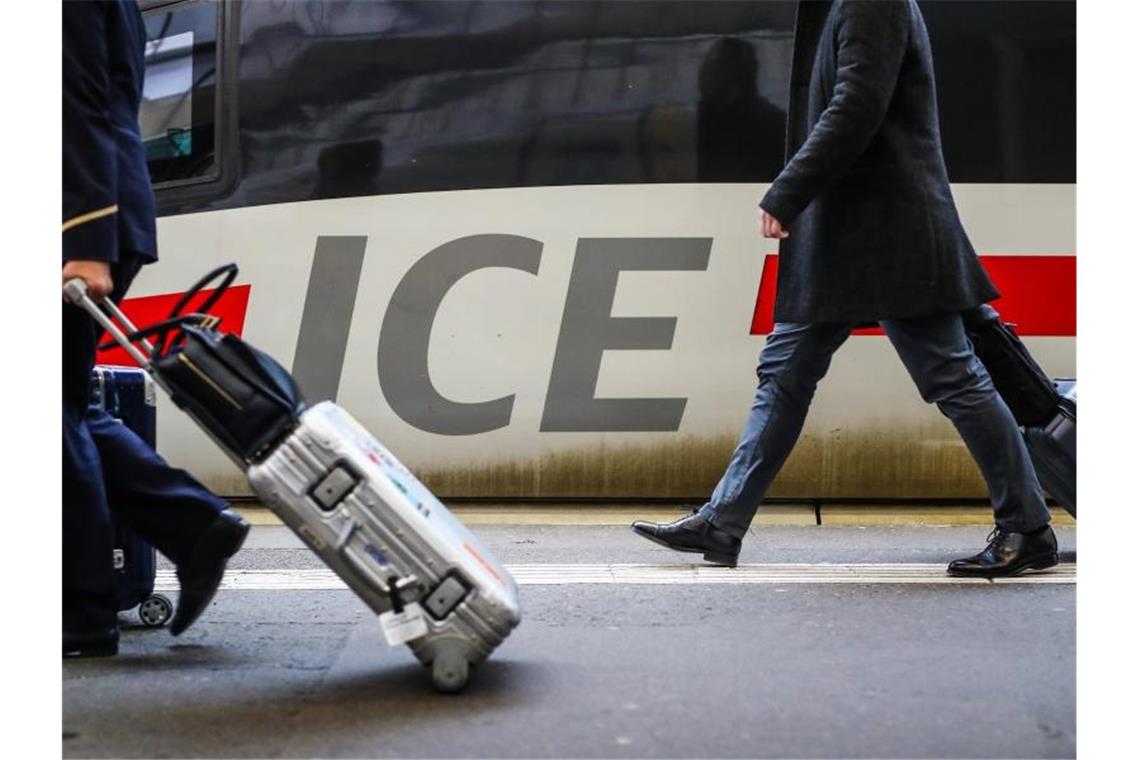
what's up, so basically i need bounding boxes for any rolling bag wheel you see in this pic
[431,650,470,693]
[138,594,174,627]
[416,637,476,693]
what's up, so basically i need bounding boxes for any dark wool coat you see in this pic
[760,0,998,323]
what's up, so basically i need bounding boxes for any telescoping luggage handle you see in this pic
[64,278,154,368]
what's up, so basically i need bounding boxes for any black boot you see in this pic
[948,525,1058,578]
[171,509,250,636]
[63,627,119,658]
[631,511,741,567]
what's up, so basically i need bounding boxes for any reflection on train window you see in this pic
[228,0,795,208]
[188,0,1074,213]
[140,2,218,185]
[142,31,194,161]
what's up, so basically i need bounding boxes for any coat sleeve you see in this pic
[760,0,910,226]
[62,0,118,263]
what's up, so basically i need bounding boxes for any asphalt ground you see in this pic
[62,520,1077,759]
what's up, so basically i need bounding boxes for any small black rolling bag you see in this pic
[1025,380,1076,517]
[89,366,175,627]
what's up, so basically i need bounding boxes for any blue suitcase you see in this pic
[89,366,175,627]
[1025,379,1076,518]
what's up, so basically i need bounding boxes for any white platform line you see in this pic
[154,563,1075,591]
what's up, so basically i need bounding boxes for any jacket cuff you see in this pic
[62,209,118,263]
[758,188,803,228]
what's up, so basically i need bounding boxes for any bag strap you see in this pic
[166,263,238,322]
[157,263,239,355]
[86,263,241,362]
[128,314,218,356]
[97,313,220,356]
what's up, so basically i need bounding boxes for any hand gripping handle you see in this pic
[63,278,155,367]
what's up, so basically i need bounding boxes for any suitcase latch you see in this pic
[424,574,471,620]
[310,464,359,512]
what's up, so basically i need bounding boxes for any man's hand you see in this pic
[62,260,113,301]
[758,208,789,239]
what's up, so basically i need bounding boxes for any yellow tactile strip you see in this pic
[230,504,1075,527]
[822,505,1076,527]
[155,563,1076,590]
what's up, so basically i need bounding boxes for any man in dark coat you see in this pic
[632,0,1056,577]
[63,0,249,657]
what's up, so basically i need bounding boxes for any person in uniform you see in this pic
[63,0,249,657]
[632,0,1057,577]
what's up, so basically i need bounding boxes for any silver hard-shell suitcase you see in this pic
[247,401,520,691]
[65,275,520,692]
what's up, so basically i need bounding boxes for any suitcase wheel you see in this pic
[138,594,174,628]
[431,647,470,694]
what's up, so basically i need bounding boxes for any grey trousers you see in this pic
[698,309,1051,538]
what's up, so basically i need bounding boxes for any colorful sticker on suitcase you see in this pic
[332,405,412,477]
[364,544,388,566]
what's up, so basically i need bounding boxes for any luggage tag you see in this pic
[379,602,429,646]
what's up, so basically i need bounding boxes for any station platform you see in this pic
[63,511,1076,759]
[231,503,1078,527]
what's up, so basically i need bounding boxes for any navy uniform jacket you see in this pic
[62,0,156,265]
[759,0,997,323]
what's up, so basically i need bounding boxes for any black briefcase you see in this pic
[152,324,306,463]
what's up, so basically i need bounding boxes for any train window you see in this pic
[179,0,1073,213]
[923,0,1076,183]
[141,2,217,183]
[142,29,202,178]
[139,0,238,211]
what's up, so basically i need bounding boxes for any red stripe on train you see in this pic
[749,255,1076,336]
[95,285,252,366]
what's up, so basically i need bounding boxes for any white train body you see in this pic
[128,1,1075,500]
[128,183,1073,499]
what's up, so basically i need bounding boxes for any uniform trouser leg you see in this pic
[62,254,227,631]
[90,409,226,567]
[62,396,118,631]
[880,312,1050,533]
[698,322,854,538]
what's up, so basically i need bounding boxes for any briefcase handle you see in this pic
[140,263,238,356]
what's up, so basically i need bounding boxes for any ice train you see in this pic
[119,0,1076,501]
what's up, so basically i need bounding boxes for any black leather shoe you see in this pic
[631,510,741,566]
[948,525,1058,578]
[171,509,250,636]
[63,627,119,658]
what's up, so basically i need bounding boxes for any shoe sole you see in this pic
[947,552,1059,579]
[630,526,739,568]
